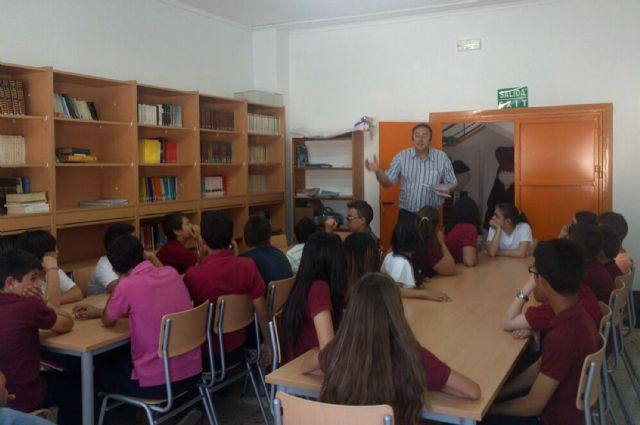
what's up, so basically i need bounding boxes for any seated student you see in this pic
[381,221,450,302]
[325,200,380,245]
[87,223,133,295]
[312,273,480,425]
[487,203,533,258]
[183,212,271,361]
[558,210,598,238]
[0,250,74,417]
[156,212,200,274]
[280,232,346,363]
[599,224,623,280]
[286,217,315,274]
[567,222,614,303]
[241,214,293,285]
[415,206,456,277]
[0,371,55,425]
[483,239,600,425]
[14,230,83,305]
[445,196,481,267]
[598,211,632,274]
[73,235,201,398]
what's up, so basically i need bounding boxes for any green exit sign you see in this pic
[498,86,528,109]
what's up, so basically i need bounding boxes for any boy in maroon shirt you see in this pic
[156,212,200,274]
[599,224,623,280]
[484,239,600,425]
[0,250,74,419]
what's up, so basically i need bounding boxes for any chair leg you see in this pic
[256,365,270,401]
[620,348,640,399]
[143,405,155,425]
[97,394,111,425]
[198,384,219,425]
[246,363,269,425]
[608,371,635,425]
[600,366,621,425]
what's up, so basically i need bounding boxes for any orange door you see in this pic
[515,113,603,240]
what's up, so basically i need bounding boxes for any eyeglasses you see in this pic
[528,266,539,278]
[346,216,360,222]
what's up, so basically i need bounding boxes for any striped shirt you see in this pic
[385,147,457,212]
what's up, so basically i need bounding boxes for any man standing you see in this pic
[366,123,457,221]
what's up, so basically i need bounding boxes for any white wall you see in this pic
[288,0,640,287]
[0,0,253,96]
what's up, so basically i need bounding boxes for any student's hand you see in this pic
[42,254,58,270]
[489,218,500,229]
[259,342,273,367]
[230,239,239,255]
[423,288,452,302]
[522,275,536,295]
[20,282,44,300]
[365,155,380,173]
[511,329,533,339]
[558,224,569,239]
[72,304,102,320]
[437,230,446,245]
[324,217,337,232]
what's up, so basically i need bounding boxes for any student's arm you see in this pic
[442,369,481,399]
[400,287,451,302]
[497,241,530,258]
[487,227,501,257]
[101,293,118,327]
[497,358,541,400]
[432,232,456,276]
[301,310,334,372]
[502,277,535,331]
[462,246,478,267]
[47,303,74,334]
[489,371,559,417]
[144,251,163,267]
[252,296,272,365]
[42,255,61,307]
[105,278,119,293]
[60,285,83,304]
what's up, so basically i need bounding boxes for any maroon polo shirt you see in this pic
[525,285,602,333]
[284,280,334,362]
[184,250,265,354]
[0,293,56,412]
[156,240,197,274]
[413,245,444,279]
[540,303,599,425]
[445,223,478,264]
[604,260,623,281]
[584,260,614,303]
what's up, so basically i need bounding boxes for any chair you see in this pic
[30,408,57,422]
[267,276,296,318]
[267,312,284,409]
[97,302,215,425]
[576,333,607,425]
[618,269,635,335]
[200,294,269,425]
[272,234,289,253]
[273,391,393,425]
[612,276,640,399]
[70,265,94,297]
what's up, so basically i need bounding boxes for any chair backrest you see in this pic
[213,293,254,335]
[609,277,627,326]
[273,391,393,425]
[272,234,289,253]
[71,265,94,297]
[268,276,296,317]
[158,301,209,358]
[597,301,612,334]
[576,333,606,412]
[269,311,284,369]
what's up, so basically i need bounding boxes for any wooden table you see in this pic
[266,254,533,425]
[40,294,130,425]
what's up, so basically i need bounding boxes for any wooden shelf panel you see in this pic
[55,206,136,226]
[295,195,354,201]
[137,124,194,132]
[200,128,242,135]
[0,213,52,234]
[56,162,132,168]
[294,167,352,171]
[139,162,195,167]
[201,162,244,167]
[249,162,283,167]
[248,132,281,137]
[0,114,46,122]
[138,200,198,217]
[55,117,131,127]
[248,191,285,206]
[201,194,246,210]
[0,163,48,168]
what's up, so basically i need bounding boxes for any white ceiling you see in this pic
[168,0,540,29]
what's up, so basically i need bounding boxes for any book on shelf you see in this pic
[139,138,177,164]
[0,135,26,164]
[201,142,232,163]
[248,113,281,135]
[200,109,234,131]
[4,191,48,215]
[0,79,26,115]
[139,176,178,202]
[56,147,91,156]
[248,144,267,163]
[137,103,182,127]
[140,222,167,251]
[295,145,309,168]
[6,191,46,203]
[78,198,129,207]
[248,174,267,193]
[57,154,98,163]
[202,175,227,197]
[53,94,99,120]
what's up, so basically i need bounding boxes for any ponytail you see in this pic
[497,203,530,227]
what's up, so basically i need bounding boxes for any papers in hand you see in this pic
[422,183,455,198]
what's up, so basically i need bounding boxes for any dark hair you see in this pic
[567,222,602,262]
[14,230,57,260]
[0,249,42,290]
[0,236,15,255]
[598,212,628,241]
[574,211,597,226]
[281,232,347,355]
[161,212,186,242]
[534,239,586,295]
[411,123,433,141]
[599,224,622,261]
[104,223,135,250]
[447,196,481,233]
[496,203,529,226]
[244,215,271,247]
[293,217,316,244]
[106,235,145,275]
[343,232,380,296]
[390,221,418,257]
[201,211,233,249]
[414,206,442,282]
[346,200,374,226]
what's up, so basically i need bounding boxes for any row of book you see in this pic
[248,174,267,193]
[201,142,232,163]
[140,222,168,251]
[202,175,227,197]
[139,138,178,164]
[140,176,178,202]
[0,177,31,214]
[248,144,267,163]
[56,147,97,163]
[79,198,128,207]
[200,109,234,131]
[4,191,49,215]
[0,80,26,115]
[248,113,281,135]
[0,135,26,164]
[138,103,182,127]
[53,94,100,120]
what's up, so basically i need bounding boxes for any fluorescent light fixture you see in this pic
[457,39,481,51]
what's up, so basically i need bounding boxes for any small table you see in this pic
[40,294,130,425]
[267,254,533,425]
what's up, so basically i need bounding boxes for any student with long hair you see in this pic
[414,206,456,277]
[280,232,347,363]
[315,273,480,425]
[445,196,481,267]
[486,203,532,258]
[343,232,380,298]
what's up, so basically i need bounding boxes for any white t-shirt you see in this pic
[487,222,533,251]
[286,243,304,274]
[381,252,416,289]
[87,255,118,296]
[43,268,77,295]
